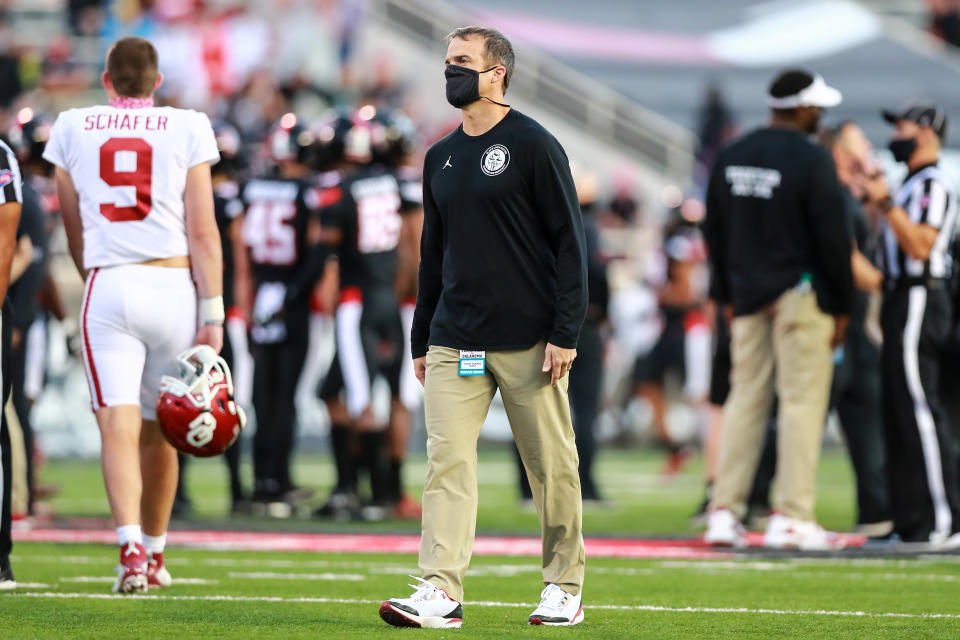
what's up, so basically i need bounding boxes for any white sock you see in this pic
[116,525,143,547]
[143,533,166,556]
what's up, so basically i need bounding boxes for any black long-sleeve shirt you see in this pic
[411,109,587,359]
[703,127,854,317]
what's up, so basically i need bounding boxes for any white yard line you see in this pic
[6,591,960,620]
[16,554,958,582]
[226,572,365,582]
[61,577,219,585]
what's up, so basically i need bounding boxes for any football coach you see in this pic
[379,26,588,629]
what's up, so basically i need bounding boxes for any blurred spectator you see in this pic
[820,121,891,536]
[694,84,736,192]
[606,166,639,226]
[929,0,960,47]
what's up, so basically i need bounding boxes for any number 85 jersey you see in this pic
[42,105,219,269]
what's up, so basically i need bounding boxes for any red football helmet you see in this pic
[156,345,247,457]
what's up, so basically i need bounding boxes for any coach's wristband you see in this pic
[199,295,225,326]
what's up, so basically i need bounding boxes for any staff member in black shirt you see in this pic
[379,27,588,629]
[703,70,854,550]
[869,102,960,545]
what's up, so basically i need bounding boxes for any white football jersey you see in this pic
[43,105,219,269]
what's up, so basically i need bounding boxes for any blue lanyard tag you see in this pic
[459,350,486,376]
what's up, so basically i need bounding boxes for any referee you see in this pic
[379,27,588,628]
[0,139,23,589]
[869,102,960,545]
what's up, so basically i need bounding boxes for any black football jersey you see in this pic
[319,165,419,294]
[241,177,318,286]
[214,180,244,310]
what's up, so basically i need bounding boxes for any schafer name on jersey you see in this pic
[84,113,169,131]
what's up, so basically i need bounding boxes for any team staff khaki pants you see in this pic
[710,288,834,521]
[419,342,585,603]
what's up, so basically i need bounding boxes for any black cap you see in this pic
[882,101,947,140]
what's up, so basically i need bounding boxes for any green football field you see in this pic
[4,447,960,638]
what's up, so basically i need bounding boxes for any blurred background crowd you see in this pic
[4,0,960,535]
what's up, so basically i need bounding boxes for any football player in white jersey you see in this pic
[42,36,224,594]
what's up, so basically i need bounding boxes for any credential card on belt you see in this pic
[458,350,486,376]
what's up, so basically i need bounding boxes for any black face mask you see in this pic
[888,138,917,164]
[445,64,509,109]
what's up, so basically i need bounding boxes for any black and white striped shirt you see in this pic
[0,139,21,206]
[881,164,958,284]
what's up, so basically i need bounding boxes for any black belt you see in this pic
[886,276,947,290]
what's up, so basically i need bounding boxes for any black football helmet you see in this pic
[211,119,244,177]
[371,108,417,166]
[307,109,355,171]
[8,108,55,167]
[266,113,317,166]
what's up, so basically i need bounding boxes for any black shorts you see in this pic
[319,288,403,402]
[633,317,685,386]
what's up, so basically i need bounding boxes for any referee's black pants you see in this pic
[881,284,960,542]
[1,302,15,562]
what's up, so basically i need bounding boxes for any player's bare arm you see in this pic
[184,161,224,352]
[55,166,86,280]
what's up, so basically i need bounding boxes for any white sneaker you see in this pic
[529,584,584,626]
[704,508,745,547]
[764,513,846,550]
[379,576,463,629]
[930,531,960,550]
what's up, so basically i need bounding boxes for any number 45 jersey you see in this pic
[42,104,220,269]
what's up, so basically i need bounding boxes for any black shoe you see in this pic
[282,486,315,504]
[0,557,15,590]
[171,494,194,519]
[314,490,361,521]
[230,499,255,517]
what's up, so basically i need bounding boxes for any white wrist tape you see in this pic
[199,295,225,326]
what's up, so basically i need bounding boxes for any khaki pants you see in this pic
[419,343,585,603]
[710,288,834,521]
[6,396,27,516]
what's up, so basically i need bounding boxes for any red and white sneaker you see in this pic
[147,552,172,588]
[704,508,745,547]
[112,542,148,594]
[764,513,847,550]
[529,584,584,626]
[392,494,423,520]
[379,577,463,629]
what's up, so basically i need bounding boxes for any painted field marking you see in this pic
[6,591,960,620]
[226,572,365,582]
[13,529,732,559]
[60,577,219,585]
[15,554,957,582]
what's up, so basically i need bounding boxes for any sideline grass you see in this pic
[5,543,960,639]
[37,447,858,536]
